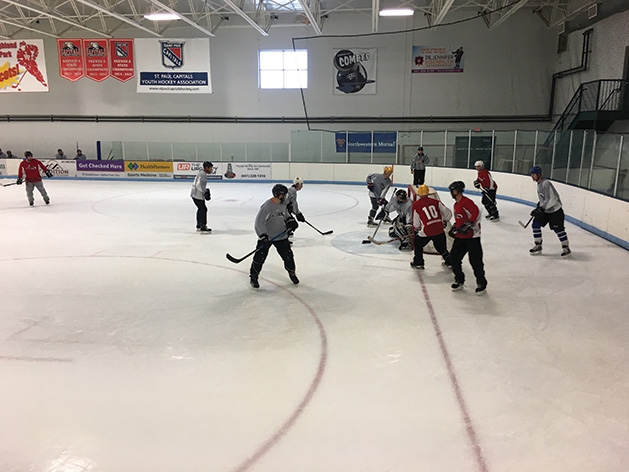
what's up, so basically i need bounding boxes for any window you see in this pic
[259,49,308,89]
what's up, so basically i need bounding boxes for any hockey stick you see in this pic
[226,230,288,264]
[518,216,533,229]
[2,182,18,187]
[303,219,333,235]
[480,188,497,205]
[367,233,413,246]
[362,184,393,244]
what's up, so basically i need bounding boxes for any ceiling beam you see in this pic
[296,0,323,35]
[429,0,455,26]
[72,0,162,37]
[371,0,379,33]
[223,0,268,36]
[145,0,215,37]
[489,0,530,28]
[0,18,59,38]
[0,0,111,37]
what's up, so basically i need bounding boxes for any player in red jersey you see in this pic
[17,151,52,206]
[473,160,499,221]
[410,185,452,269]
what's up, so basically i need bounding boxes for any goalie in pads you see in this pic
[410,185,453,269]
[385,189,413,249]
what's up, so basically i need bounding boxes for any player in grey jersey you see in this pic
[190,161,213,232]
[384,189,414,249]
[528,166,571,257]
[249,184,300,289]
[286,177,306,236]
[366,166,393,226]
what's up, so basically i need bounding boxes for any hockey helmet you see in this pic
[272,184,289,197]
[417,185,430,197]
[448,181,465,193]
[395,189,408,201]
[202,161,213,169]
[293,177,304,186]
[529,165,542,175]
[417,146,424,151]
[474,160,484,168]
[383,165,393,174]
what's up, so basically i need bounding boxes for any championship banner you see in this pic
[109,39,135,82]
[333,48,377,95]
[412,46,465,73]
[0,40,49,93]
[58,39,84,81]
[135,38,212,94]
[83,39,109,82]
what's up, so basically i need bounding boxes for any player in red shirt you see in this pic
[410,185,452,269]
[473,160,499,221]
[448,181,487,295]
[17,151,52,206]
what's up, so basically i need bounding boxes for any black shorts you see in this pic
[535,208,565,232]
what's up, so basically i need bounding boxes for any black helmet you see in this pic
[395,189,407,200]
[203,161,213,168]
[417,146,423,151]
[272,184,289,197]
[448,181,465,193]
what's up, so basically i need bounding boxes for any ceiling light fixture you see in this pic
[144,12,180,21]
[379,8,414,16]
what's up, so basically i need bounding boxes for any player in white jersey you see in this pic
[528,166,571,257]
[286,177,305,237]
[385,189,414,249]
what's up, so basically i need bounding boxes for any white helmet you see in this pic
[293,177,304,186]
[474,160,484,168]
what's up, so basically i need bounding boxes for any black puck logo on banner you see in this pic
[333,49,375,94]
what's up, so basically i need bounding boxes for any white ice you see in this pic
[1,179,628,472]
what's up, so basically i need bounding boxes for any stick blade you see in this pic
[362,239,371,244]
[321,230,333,235]
[226,253,242,264]
[518,220,528,228]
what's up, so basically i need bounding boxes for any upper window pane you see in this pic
[259,49,308,89]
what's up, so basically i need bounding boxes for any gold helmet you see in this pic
[417,185,430,197]
[383,165,393,174]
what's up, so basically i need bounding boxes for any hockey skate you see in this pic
[410,262,424,269]
[561,246,572,257]
[198,226,212,233]
[250,277,260,289]
[475,284,487,296]
[488,215,499,222]
[529,243,543,255]
[367,218,378,227]
[451,281,464,291]
[288,271,300,285]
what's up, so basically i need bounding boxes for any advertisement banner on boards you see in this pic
[44,160,78,177]
[0,39,49,93]
[0,159,6,176]
[125,161,173,178]
[135,39,212,94]
[335,132,397,153]
[173,161,223,180]
[77,160,125,178]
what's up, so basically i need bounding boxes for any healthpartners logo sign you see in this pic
[125,161,173,178]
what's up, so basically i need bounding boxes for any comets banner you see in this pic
[0,39,49,93]
[332,48,377,95]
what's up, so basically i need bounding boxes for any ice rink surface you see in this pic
[1,179,628,472]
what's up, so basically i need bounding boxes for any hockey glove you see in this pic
[286,217,299,232]
[259,234,269,243]
[448,226,457,238]
[367,182,375,191]
[204,188,211,201]
[458,221,474,234]
[473,180,481,189]
[45,170,53,178]
[378,198,388,206]
[296,213,305,223]
[16,177,23,185]
[530,205,543,217]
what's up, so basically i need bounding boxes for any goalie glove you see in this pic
[45,170,53,178]
[204,188,211,201]
[378,198,388,206]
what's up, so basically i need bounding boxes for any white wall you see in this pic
[0,10,557,154]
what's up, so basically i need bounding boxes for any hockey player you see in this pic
[448,181,488,295]
[473,160,499,221]
[17,151,52,206]
[528,166,571,257]
[249,184,300,289]
[410,146,430,186]
[385,189,414,249]
[366,166,393,226]
[411,185,452,269]
[286,177,306,237]
[190,161,213,232]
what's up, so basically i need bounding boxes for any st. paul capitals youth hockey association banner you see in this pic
[411,46,465,73]
[333,48,377,95]
[135,39,212,94]
[0,40,49,93]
